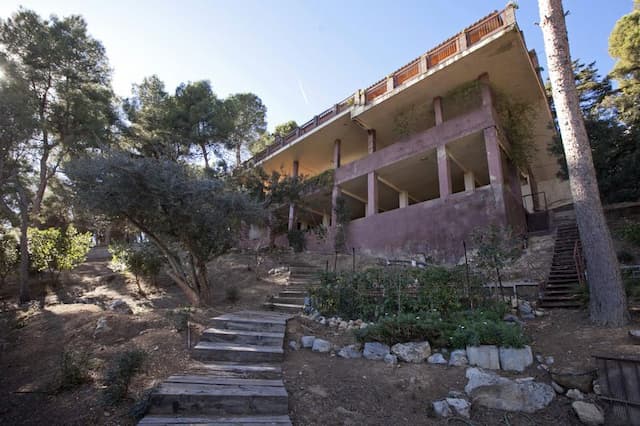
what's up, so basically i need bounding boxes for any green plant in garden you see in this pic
[103,349,146,405]
[109,241,163,293]
[0,233,18,285]
[28,225,92,281]
[621,221,640,247]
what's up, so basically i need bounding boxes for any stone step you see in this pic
[271,297,305,305]
[278,290,306,298]
[262,302,303,314]
[540,294,580,301]
[139,415,292,425]
[193,342,284,363]
[539,300,582,308]
[147,380,288,416]
[210,313,287,334]
[187,362,282,380]
[201,328,284,346]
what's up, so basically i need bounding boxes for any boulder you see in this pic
[391,341,431,363]
[93,317,111,338]
[467,345,500,370]
[363,342,390,361]
[550,367,595,393]
[432,400,451,418]
[108,299,132,314]
[383,354,398,365]
[446,398,471,418]
[312,338,331,353]
[288,340,300,351]
[337,344,362,359]
[449,349,468,367]
[499,346,533,372]
[301,335,316,348]
[465,367,555,413]
[567,389,585,400]
[571,401,604,425]
[428,353,448,364]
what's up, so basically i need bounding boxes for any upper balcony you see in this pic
[249,5,519,167]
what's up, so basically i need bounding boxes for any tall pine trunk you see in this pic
[17,181,30,303]
[539,0,628,326]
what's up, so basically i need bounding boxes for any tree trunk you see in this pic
[17,182,30,303]
[539,0,628,326]
[235,145,241,168]
[200,143,210,169]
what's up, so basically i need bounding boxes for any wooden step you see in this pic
[139,414,292,425]
[262,302,303,314]
[271,297,305,305]
[187,362,282,380]
[147,380,288,416]
[193,342,284,363]
[539,300,582,308]
[201,328,284,346]
[278,291,306,297]
[210,313,287,334]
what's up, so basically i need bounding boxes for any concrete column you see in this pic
[419,55,428,73]
[367,129,376,154]
[457,31,468,51]
[437,145,452,198]
[367,172,378,217]
[464,171,476,192]
[399,191,409,208]
[331,139,342,227]
[433,96,443,125]
[287,160,299,231]
[478,73,492,109]
[386,76,395,92]
[484,127,503,185]
[333,139,341,168]
[322,213,330,227]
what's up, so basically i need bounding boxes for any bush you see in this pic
[618,250,635,264]
[354,312,455,347]
[621,221,640,247]
[109,241,163,292]
[449,317,527,349]
[28,225,92,280]
[225,286,240,303]
[103,349,146,405]
[0,233,18,285]
[55,350,91,392]
[165,307,191,332]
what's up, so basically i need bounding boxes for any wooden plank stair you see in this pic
[539,218,583,309]
[138,310,293,425]
[263,263,323,314]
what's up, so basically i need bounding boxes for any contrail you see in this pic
[297,78,309,105]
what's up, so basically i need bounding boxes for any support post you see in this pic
[367,129,376,154]
[464,171,476,192]
[288,160,299,231]
[331,140,342,227]
[434,96,443,125]
[322,213,330,228]
[478,73,493,109]
[367,172,378,217]
[484,127,503,185]
[437,145,452,198]
[399,191,409,208]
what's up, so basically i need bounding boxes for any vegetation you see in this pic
[250,120,298,154]
[109,241,164,293]
[0,233,18,285]
[620,221,640,247]
[103,349,146,405]
[55,350,92,392]
[27,225,92,281]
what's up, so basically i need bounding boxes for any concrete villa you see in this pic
[247,4,571,261]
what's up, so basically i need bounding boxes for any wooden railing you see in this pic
[250,5,515,164]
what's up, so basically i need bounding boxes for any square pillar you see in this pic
[333,139,341,168]
[288,160,299,231]
[437,145,452,198]
[367,172,378,217]
[484,127,503,185]
[433,96,443,125]
[399,191,409,208]
[367,129,376,154]
[464,171,476,192]
[331,139,342,227]
[322,213,330,228]
[478,73,493,109]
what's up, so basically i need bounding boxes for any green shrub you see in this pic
[109,241,163,292]
[103,349,146,405]
[55,350,91,392]
[165,307,191,332]
[449,318,527,349]
[621,221,640,247]
[354,312,455,347]
[0,233,18,285]
[28,225,92,279]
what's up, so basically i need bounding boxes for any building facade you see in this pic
[248,5,571,262]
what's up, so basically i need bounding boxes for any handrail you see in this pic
[522,191,548,212]
[573,240,586,287]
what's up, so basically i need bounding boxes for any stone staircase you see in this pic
[539,216,583,309]
[138,311,293,425]
[263,263,322,314]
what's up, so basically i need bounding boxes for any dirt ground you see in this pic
[0,248,290,426]
[2,247,640,425]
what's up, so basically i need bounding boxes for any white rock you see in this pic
[551,381,565,394]
[567,388,585,400]
[499,346,533,372]
[108,299,132,314]
[93,317,111,337]
[449,349,468,367]
[288,340,300,351]
[428,353,448,364]
[363,342,390,360]
[301,335,316,348]
[383,354,398,365]
[467,345,500,370]
[391,341,431,363]
[432,400,451,418]
[337,344,362,359]
[571,401,604,425]
[312,338,331,353]
[446,398,471,418]
[545,356,555,365]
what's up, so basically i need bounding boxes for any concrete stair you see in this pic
[138,311,293,425]
[263,263,323,313]
[539,218,583,309]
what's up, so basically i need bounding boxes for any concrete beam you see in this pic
[447,151,482,187]
[341,189,367,205]
[437,145,452,198]
[484,126,504,185]
[334,107,494,185]
[434,96,443,125]
[367,172,378,217]
[377,176,419,203]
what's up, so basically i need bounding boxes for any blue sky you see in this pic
[0,1,633,131]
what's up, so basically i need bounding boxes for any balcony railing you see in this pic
[250,5,515,164]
